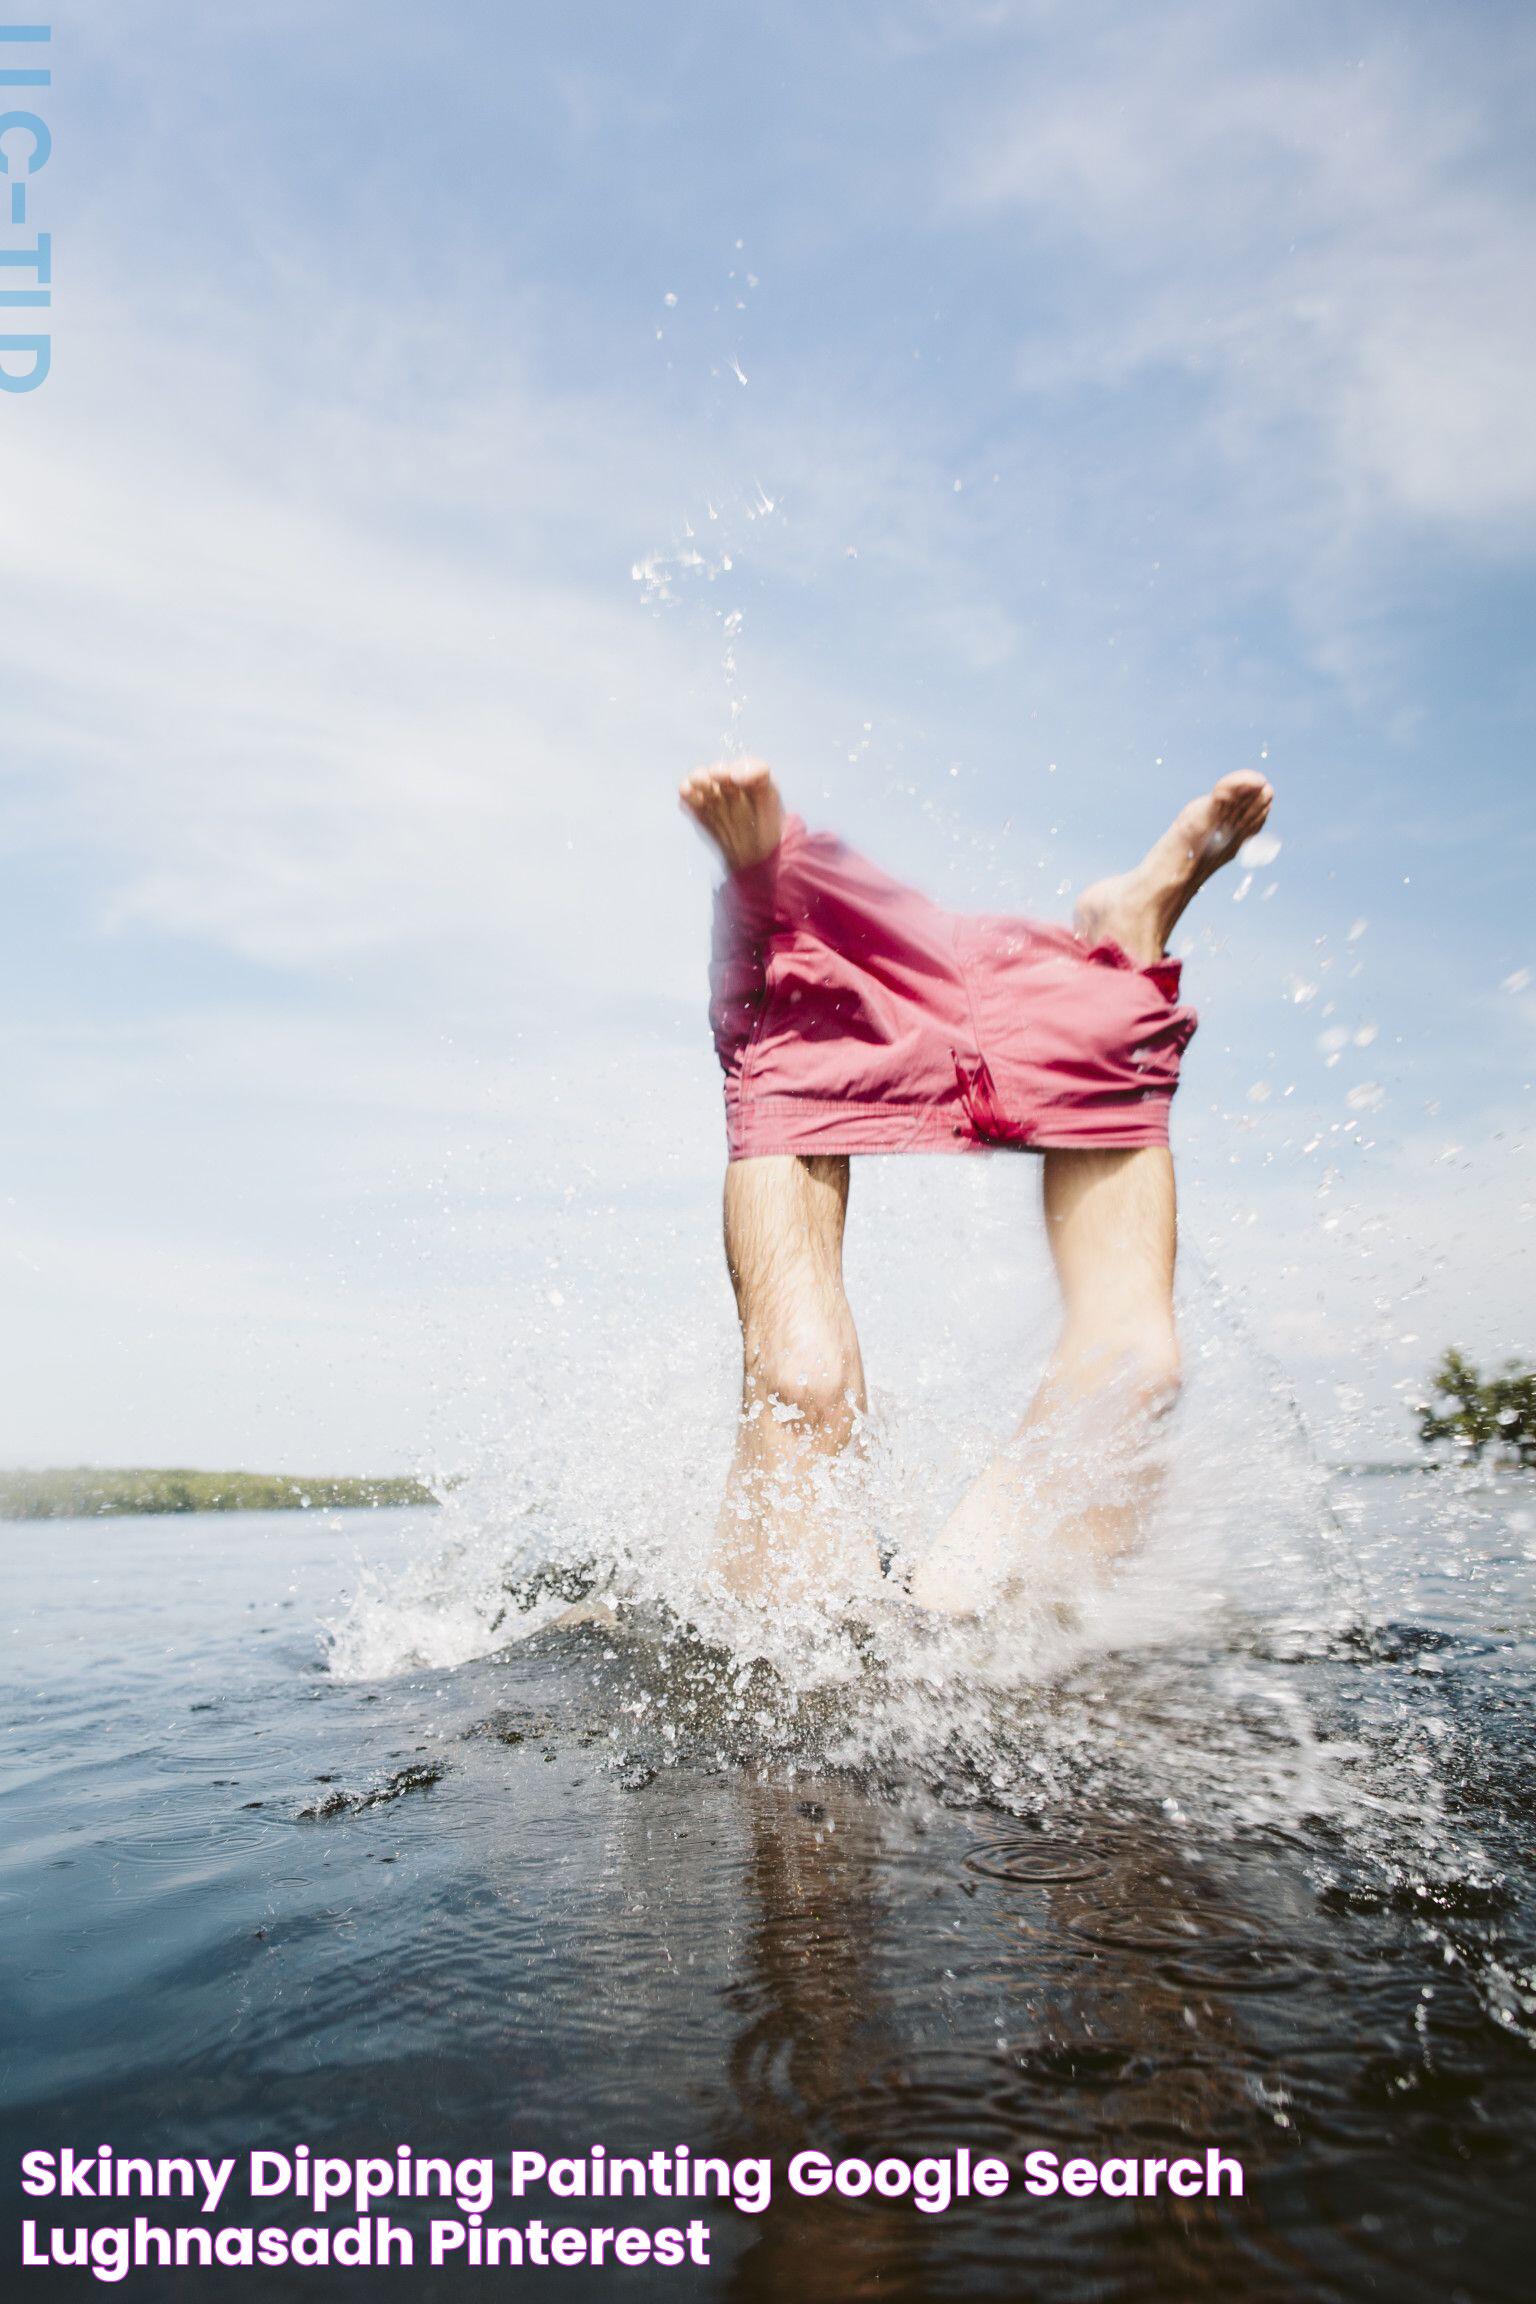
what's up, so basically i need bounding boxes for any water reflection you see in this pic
[707,1778,1264,2298]
[678,1761,1522,2303]
[4,1494,1533,2304]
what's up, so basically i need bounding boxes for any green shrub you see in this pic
[1417,1349,1536,1468]
[0,1468,439,1520]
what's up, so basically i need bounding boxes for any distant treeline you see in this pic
[0,1468,439,1521]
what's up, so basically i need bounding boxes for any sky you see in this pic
[1,0,1533,1472]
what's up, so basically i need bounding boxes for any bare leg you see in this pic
[680,760,877,1607]
[909,1147,1179,1613]
[909,770,1273,1614]
[714,1154,880,1607]
[1073,768,1274,963]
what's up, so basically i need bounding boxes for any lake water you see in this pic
[3,1475,1533,2301]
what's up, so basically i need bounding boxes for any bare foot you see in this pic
[1074,770,1274,965]
[679,758,784,872]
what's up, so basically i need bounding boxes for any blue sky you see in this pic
[1,0,1533,1470]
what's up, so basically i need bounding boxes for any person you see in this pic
[679,758,1274,1616]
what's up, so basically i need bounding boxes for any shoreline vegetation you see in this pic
[1417,1349,1536,1470]
[0,1462,1520,1527]
[0,1468,439,1522]
[4,1351,1529,1523]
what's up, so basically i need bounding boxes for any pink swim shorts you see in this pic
[710,816,1197,1160]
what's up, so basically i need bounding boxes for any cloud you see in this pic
[2,1,1529,1468]
[953,8,1536,543]
[1,339,719,992]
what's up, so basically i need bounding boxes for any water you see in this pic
[4,1456,1534,2300]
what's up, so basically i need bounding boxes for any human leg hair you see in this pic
[909,1147,1180,1614]
[713,1154,878,1606]
[1035,1147,1180,1413]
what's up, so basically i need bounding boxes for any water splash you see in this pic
[324,1143,1535,2054]
[329,1167,1348,1717]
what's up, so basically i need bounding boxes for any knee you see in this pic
[1128,1334,1182,1419]
[745,1325,862,1439]
[1063,1326,1181,1420]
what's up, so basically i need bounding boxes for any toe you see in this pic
[1216,769,1267,804]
